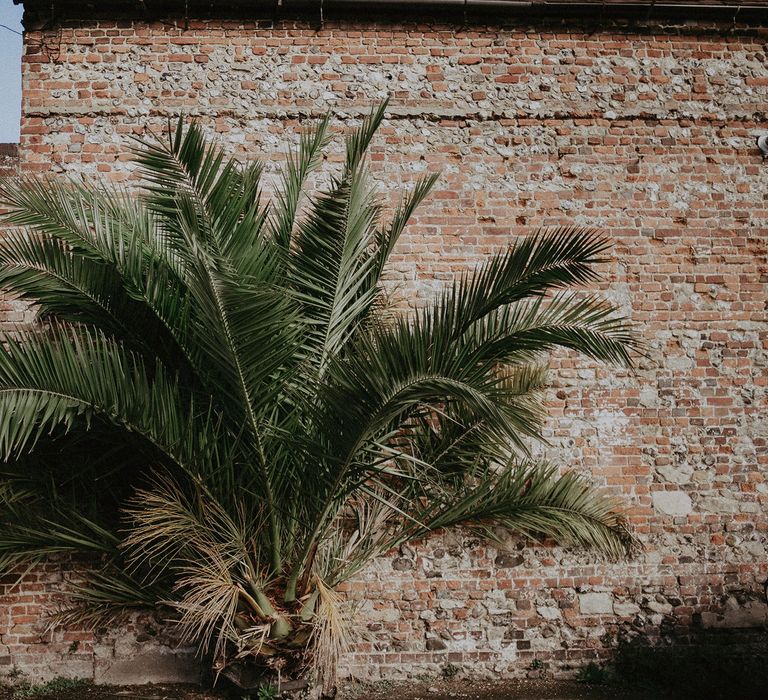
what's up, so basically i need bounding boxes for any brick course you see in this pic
[1,13,767,683]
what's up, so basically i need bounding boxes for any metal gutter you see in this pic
[319,1,767,6]
[13,0,768,8]
[13,0,768,26]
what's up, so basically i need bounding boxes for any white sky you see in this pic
[0,1,23,143]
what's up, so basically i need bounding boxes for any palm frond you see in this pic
[0,324,224,476]
[419,463,638,559]
[464,292,642,367]
[338,463,637,566]
[122,476,271,660]
[289,102,406,374]
[0,497,119,574]
[441,227,612,336]
[269,113,332,251]
[0,179,204,379]
[310,577,351,697]
[52,566,170,629]
[372,172,439,281]
[344,101,388,173]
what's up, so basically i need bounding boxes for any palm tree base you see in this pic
[218,662,310,692]
[218,663,335,699]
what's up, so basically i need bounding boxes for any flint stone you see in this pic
[613,601,641,616]
[425,638,448,651]
[652,491,692,516]
[495,553,524,568]
[392,557,415,571]
[578,592,613,615]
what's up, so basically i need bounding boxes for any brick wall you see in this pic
[3,14,768,683]
[0,146,17,177]
[0,145,34,331]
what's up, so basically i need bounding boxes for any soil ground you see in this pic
[0,681,660,700]
[339,679,658,699]
[0,684,215,700]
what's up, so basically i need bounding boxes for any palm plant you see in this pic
[0,103,639,694]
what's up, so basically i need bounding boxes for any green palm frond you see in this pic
[269,113,332,251]
[440,227,612,336]
[0,178,149,265]
[0,489,119,573]
[414,463,637,559]
[52,566,170,630]
[0,179,205,383]
[290,117,382,370]
[0,325,226,475]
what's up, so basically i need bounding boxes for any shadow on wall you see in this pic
[610,623,768,700]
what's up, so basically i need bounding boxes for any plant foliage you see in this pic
[0,102,639,691]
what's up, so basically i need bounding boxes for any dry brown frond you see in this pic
[124,478,266,663]
[310,576,351,697]
[170,544,243,661]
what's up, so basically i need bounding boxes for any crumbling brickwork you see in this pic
[1,12,767,683]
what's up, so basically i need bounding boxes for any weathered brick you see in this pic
[0,10,766,685]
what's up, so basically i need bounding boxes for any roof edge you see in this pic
[15,0,768,29]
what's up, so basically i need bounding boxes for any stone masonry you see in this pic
[1,6,767,684]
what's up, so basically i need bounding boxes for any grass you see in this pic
[576,663,613,685]
[254,685,278,700]
[340,679,399,699]
[9,678,90,699]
